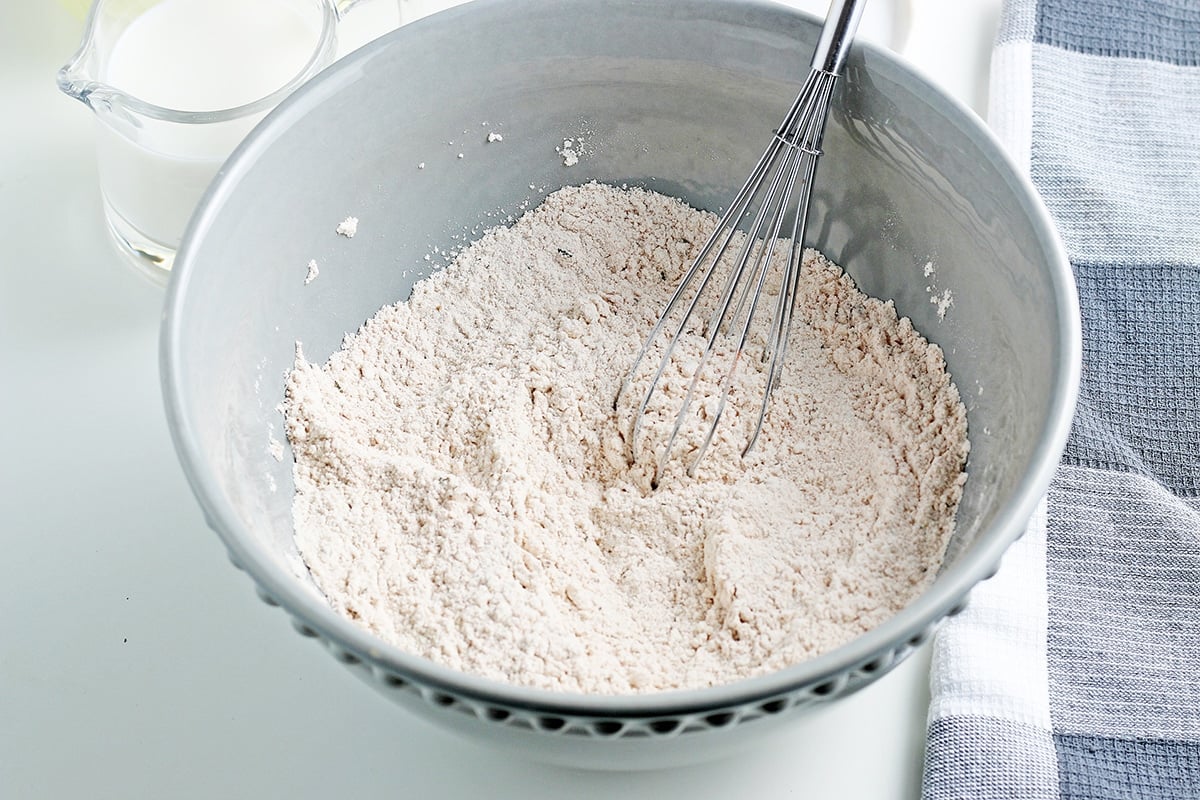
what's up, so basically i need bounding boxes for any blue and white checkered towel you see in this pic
[922,1,1200,798]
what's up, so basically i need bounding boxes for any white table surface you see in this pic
[1,1,999,797]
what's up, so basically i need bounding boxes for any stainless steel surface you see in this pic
[160,0,1080,771]
[811,0,868,73]
[620,0,867,482]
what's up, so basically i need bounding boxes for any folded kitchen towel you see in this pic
[922,1,1200,798]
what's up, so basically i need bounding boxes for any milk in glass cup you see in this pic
[58,0,385,285]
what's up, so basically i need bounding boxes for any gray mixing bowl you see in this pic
[161,0,1080,770]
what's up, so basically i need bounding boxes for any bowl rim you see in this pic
[160,0,1081,717]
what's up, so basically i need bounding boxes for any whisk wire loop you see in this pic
[654,115,806,482]
[618,0,865,484]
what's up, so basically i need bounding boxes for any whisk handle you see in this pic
[810,0,867,75]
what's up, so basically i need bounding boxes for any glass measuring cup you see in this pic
[57,0,385,285]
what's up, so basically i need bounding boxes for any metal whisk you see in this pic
[617,0,866,486]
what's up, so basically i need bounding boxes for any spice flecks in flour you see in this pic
[284,183,969,694]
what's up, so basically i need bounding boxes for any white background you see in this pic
[1,1,999,797]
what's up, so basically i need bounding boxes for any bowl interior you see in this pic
[164,0,1075,704]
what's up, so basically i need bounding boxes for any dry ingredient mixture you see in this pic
[284,182,969,694]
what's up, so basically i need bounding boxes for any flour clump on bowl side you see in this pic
[283,182,969,694]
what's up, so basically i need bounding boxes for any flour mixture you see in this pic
[283,182,969,693]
